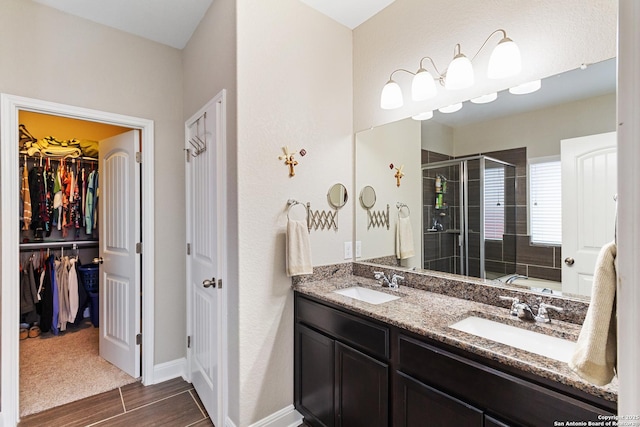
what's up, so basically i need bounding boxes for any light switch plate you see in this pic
[355,241,362,258]
[344,241,353,259]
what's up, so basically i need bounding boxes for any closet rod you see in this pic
[18,151,98,162]
[19,240,98,250]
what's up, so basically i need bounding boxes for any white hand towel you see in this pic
[286,219,313,277]
[568,241,617,386]
[396,215,415,260]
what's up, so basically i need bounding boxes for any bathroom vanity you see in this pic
[293,272,616,427]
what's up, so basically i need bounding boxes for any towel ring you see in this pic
[287,199,308,221]
[396,202,410,218]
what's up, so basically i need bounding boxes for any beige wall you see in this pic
[353,0,617,131]
[453,93,616,158]
[236,0,352,424]
[0,0,184,364]
[182,0,239,422]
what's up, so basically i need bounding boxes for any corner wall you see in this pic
[182,0,239,422]
[236,0,353,424]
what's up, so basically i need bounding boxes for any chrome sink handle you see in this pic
[390,274,404,289]
[536,302,563,323]
[374,271,391,287]
[499,295,520,316]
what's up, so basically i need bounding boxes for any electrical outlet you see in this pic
[355,241,362,258]
[344,241,353,259]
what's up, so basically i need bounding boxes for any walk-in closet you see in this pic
[17,111,137,417]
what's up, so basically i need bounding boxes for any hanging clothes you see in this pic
[21,165,32,230]
[85,170,97,234]
[68,257,79,324]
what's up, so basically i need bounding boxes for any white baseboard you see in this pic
[151,357,187,384]
[225,417,238,427]
[248,405,304,427]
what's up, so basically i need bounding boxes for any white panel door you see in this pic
[186,97,225,424]
[99,130,141,377]
[561,132,617,296]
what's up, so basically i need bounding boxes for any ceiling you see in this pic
[31,0,394,49]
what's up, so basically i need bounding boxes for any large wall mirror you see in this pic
[355,58,616,299]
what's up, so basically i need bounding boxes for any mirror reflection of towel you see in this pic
[396,216,415,260]
[568,241,617,386]
[286,219,313,277]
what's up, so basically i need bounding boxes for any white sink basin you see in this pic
[450,316,576,363]
[333,286,400,305]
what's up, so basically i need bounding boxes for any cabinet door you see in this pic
[335,342,388,427]
[394,371,483,427]
[295,324,335,427]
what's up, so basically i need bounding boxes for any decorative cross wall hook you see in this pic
[279,146,299,177]
[394,164,405,187]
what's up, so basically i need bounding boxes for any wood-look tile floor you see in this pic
[19,377,214,427]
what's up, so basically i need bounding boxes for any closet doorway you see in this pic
[0,94,156,427]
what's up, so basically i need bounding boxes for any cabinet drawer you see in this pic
[296,294,389,359]
[398,335,614,425]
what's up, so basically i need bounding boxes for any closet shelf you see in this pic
[19,240,98,250]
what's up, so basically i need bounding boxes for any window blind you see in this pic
[529,160,562,245]
[484,167,505,240]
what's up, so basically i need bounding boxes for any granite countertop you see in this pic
[292,275,618,403]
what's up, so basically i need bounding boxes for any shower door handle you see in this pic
[564,257,575,266]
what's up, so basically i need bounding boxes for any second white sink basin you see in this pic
[333,286,400,305]
[450,316,576,363]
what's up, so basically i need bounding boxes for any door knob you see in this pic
[564,257,575,266]
[93,257,104,265]
[203,278,216,288]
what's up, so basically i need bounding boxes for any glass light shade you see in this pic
[411,69,437,101]
[438,103,463,114]
[380,80,403,109]
[470,92,498,104]
[488,37,522,79]
[411,111,434,121]
[445,54,474,90]
[509,79,541,95]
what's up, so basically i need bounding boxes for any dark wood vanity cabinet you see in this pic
[294,292,616,427]
[295,294,390,427]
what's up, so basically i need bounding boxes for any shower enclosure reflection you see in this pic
[423,156,516,279]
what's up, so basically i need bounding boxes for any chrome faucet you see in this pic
[505,274,528,284]
[374,271,404,289]
[498,296,563,323]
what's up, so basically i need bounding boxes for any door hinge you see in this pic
[187,335,191,348]
[136,242,142,254]
[185,148,191,163]
[187,243,191,255]
[136,334,142,345]
[217,278,223,289]
[135,152,142,163]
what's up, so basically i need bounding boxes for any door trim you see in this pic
[185,89,228,427]
[0,93,155,426]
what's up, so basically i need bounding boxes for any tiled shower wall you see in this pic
[422,147,562,282]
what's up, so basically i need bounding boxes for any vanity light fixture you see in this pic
[380,29,521,109]
[509,79,541,95]
[411,111,434,121]
[470,92,498,104]
[439,103,463,114]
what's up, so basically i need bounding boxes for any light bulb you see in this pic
[411,111,434,121]
[509,80,541,95]
[380,79,403,109]
[438,103,463,114]
[445,54,474,90]
[470,93,498,104]
[488,37,522,79]
[411,69,437,101]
